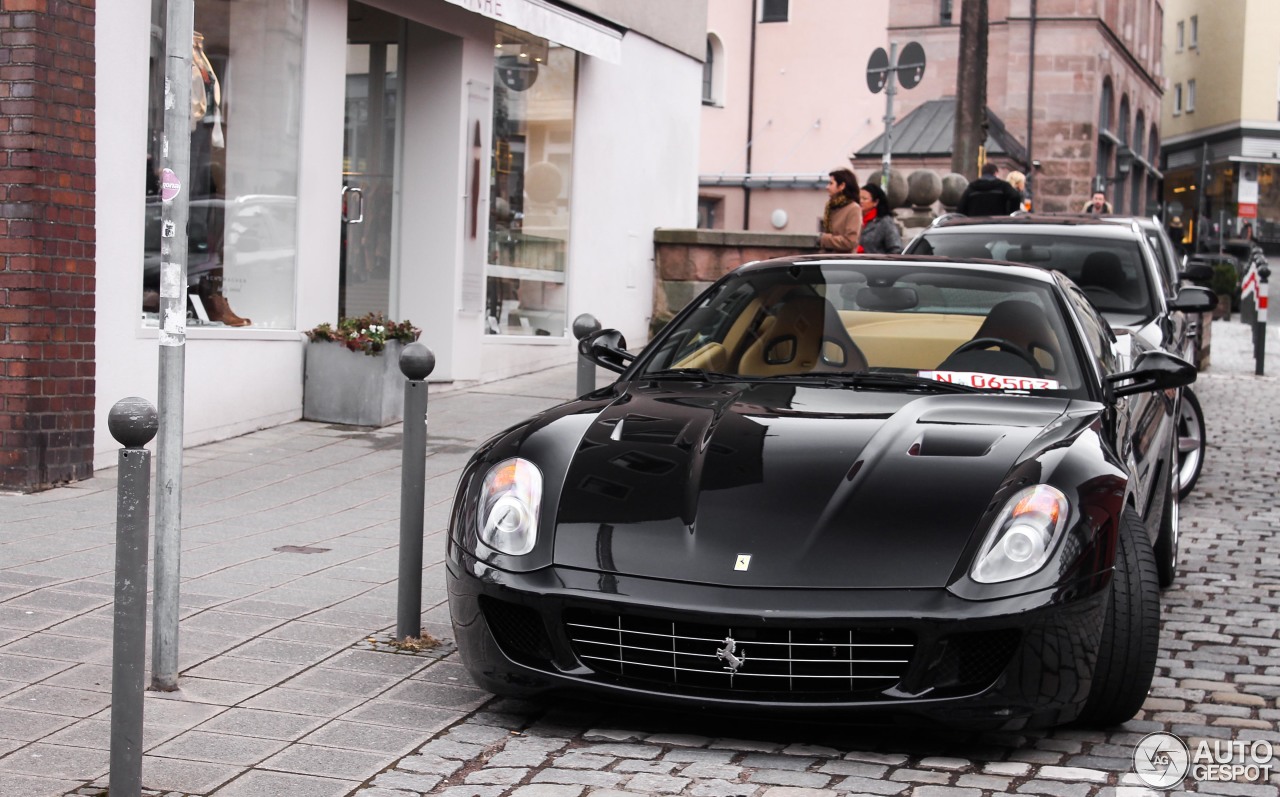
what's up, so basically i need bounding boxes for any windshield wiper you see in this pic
[643,367,730,381]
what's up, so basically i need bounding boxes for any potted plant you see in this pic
[1209,262,1237,321]
[302,313,422,426]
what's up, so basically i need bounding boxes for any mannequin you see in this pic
[189,32,248,326]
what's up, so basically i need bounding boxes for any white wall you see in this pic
[566,32,702,348]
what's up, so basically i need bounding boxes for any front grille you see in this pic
[564,609,914,698]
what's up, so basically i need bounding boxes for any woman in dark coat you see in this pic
[857,183,902,254]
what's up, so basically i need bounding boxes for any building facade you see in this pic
[0,0,708,490]
[1160,0,1280,252]
[699,0,1165,229]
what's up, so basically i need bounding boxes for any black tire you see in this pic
[1077,507,1161,727]
[1176,388,1205,500]
[1154,449,1180,588]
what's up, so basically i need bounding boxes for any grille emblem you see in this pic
[716,637,747,672]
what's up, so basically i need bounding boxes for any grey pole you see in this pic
[152,0,196,692]
[108,398,159,797]
[397,342,436,641]
[572,313,602,396]
[881,40,897,192]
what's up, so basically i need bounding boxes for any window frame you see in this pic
[1187,79,1196,113]
[1190,15,1198,48]
[1173,83,1183,116]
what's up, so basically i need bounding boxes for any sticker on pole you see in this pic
[160,168,181,202]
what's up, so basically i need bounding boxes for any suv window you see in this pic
[910,230,1155,321]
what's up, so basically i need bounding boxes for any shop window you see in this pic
[761,0,788,23]
[487,24,575,337]
[142,0,306,330]
[697,196,722,229]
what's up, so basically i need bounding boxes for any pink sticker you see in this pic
[160,168,181,202]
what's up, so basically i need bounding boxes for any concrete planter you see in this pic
[303,340,405,426]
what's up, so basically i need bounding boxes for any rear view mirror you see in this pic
[1180,263,1213,283]
[1170,285,1216,313]
[856,286,918,311]
[1107,350,1197,398]
[580,328,634,374]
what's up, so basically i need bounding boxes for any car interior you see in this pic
[654,266,1080,389]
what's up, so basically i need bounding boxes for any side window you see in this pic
[1063,283,1118,375]
[1144,233,1177,297]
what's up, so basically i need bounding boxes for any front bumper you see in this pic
[446,550,1108,730]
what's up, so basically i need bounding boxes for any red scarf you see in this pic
[856,208,877,253]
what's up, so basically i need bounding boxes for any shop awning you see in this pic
[443,0,623,63]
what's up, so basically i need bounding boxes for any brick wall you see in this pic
[0,0,96,491]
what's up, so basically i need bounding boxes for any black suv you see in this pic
[905,215,1215,584]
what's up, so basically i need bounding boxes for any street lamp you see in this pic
[1093,144,1134,194]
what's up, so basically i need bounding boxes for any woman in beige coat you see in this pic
[819,168,862,252]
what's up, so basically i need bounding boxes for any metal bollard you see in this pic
[572,313,602,396]
[108,397,159,797]
[397,342,436,641]
[1256,264,1270,376]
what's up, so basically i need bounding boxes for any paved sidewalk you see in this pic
[0,364,585,796]
[1,320,1278,797]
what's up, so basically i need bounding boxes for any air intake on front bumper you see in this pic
[564,609,914,699]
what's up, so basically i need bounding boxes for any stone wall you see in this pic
[0,0,97,491]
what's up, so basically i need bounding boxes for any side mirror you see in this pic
[1170,285,1216,313]
[1106,350,1197,398]
[579,328,634,374]
[1179,262,1213,283]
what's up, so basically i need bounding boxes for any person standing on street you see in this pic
[957,163,1022,216]
[1006,170,1031,211]
[856,183,902,254]
[819,168,862,252]
[1082,191,1114,214]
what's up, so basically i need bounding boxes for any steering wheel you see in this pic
[948,337,1045,377]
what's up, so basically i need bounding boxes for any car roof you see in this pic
[927,213,1143,240]
[733,252,1063,286]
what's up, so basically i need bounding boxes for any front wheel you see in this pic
[1176,388,1205,500]
[1076,507,1160,727]
[1154,450,1180,588]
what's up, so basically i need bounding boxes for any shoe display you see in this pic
[205,293,252,327]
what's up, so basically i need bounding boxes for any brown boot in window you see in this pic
[206,294,252,327]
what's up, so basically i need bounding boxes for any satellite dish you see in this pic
[865,47,889,94]
[896,41,927,90]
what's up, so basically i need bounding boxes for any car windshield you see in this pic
[911,230,1155,320]
[638,261,1088,397]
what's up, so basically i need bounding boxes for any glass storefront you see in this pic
[1165,160,1280,251]
[143,0,306,330]
[486,24,577,337]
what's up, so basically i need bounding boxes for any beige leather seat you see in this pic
[738,293,868,375]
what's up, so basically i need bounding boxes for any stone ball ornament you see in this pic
[108,397,159,449]
[940,173,970,208]
[906,169,943,207]
[399,342,437,381]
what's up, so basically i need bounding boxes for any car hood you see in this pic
[549,381,1081,589]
